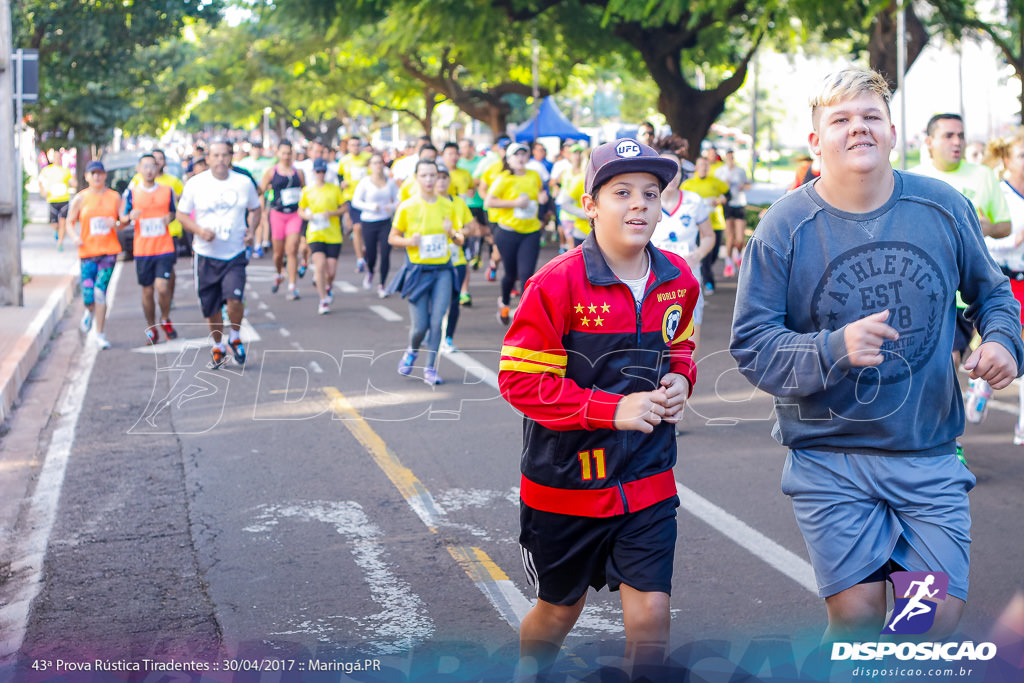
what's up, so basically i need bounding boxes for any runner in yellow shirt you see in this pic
[299,158,346,315]
[484,142,547,325]
[389,160,463,385]
[38,151,76,250]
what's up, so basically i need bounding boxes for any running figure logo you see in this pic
[883,571,949,635]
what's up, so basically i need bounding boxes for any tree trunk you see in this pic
[868,0,929,91]
[658,84,732,163]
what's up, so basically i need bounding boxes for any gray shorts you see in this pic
[782,448,975,600]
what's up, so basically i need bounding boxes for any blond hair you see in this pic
[984,129,1024,176]
[810,68,892,130]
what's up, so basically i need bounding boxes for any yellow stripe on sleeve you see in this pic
[500,345,567,367]
[499,359,567,377]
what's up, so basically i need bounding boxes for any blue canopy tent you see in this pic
[512,97,589,142]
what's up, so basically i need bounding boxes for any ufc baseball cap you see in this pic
[584,138,679,194]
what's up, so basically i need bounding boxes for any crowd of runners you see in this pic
[26,66,1024,677]
[33,108,1024,437]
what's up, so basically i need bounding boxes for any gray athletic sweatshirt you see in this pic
[730,171,1024,456]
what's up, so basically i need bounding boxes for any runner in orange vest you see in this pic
[122,154,179,344]
[67,160,124,350]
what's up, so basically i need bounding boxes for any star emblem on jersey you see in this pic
[575,301,612,328]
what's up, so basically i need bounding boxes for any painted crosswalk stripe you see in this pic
[369,305,402,322]
[324,387,530,629]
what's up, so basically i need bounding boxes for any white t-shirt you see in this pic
[619,257,652,305]
[525,159,551,184]
[990,179,1024,273]
[390,153,419,183]
[178,170,261,260]
[351,176,400,222]
[295,159,340,188]
[550,158,573,187]
[715,164,749,206]
[651,190,710,282]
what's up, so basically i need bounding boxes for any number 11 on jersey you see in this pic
[578,449,606,481]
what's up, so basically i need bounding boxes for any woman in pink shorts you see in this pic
[260,140,306,299]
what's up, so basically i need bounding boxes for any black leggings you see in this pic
[494,227,541,306]
[362,218,393,287]
[701,230,723,288]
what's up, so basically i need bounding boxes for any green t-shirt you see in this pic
[909,161,1011,224]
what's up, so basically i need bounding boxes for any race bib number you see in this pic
[89,216,113,236]
[418,233,448,260]
[140,217,166,238]
[449,243,462,261]
[349,166,367,182]
[311,213,330,230]
[280,187,302,207]
[513,200,538,220]
[50,182,68,197]
[209,220,234,240]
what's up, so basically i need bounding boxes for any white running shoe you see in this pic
[318,300,330,315]
[94,332,111,350]
[80,310,94,334]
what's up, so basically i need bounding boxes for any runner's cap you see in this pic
[506,143,530,158]
[585,138,678,194]
[312,158,328,172]
[85,160,105,173]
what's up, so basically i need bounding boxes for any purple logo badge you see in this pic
[883,571,949,635]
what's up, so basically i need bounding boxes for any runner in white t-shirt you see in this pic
[177,139,262,369]
[652,150,715,357]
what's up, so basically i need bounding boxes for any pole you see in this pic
[897,1,907,170]
[0,0,25,306]
[531,37,540,143]
[750,53,759,181]
[16,49,24,245]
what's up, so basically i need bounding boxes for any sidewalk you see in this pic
[0,195,80,426]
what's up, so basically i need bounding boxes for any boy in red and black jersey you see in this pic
[499,138,699,675]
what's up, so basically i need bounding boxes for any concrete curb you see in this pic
[0,276,78,427]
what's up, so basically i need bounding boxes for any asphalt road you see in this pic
[2,237,1023,682]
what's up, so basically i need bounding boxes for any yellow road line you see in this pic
[324,387,443,532]
[323,386,533,627]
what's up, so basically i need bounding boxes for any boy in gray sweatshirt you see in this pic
[730,68,1023,642]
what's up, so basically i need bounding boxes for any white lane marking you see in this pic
[442,350,499,389]
[369,305,402,322]
[675,481,817,594]
[246,501,433,654]
[257,301,268,311]
[986,398,1017,415]
[442,351,813,594]
[265,311,276,321]
[0,264,122,661]
[336,281,358,294]
[291,342,303,350]
[279,328,291,338]
[309,361,324,374]
[130,319,261,355]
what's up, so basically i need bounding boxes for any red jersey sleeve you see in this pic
[498,276,623,431]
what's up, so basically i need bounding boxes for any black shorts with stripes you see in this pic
[519,496,678,606]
